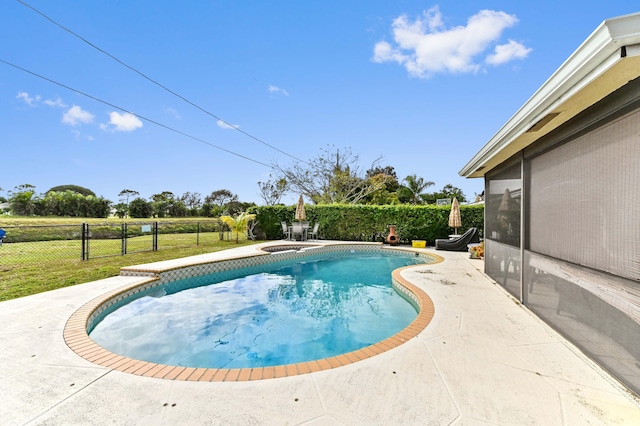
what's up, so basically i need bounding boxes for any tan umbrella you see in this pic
[499,188,512,212]
[448,197,461,235]
[295,195,306,221]
[498,188,513,235]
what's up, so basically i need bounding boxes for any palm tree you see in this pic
[401,174,434,205]
[220,211,257,243]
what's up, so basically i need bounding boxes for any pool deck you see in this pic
[1,241,639,425]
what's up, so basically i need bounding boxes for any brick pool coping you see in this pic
[63,245,443,382]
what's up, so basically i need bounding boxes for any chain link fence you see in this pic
[0,221,232,264]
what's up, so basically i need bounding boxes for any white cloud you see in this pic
[268,85,289,96]
[16,92,68,110]
[373,6,530,78]
[104,111,143,132]
[62,105,94,126]
[217,119,239,130]
[165,107,181,119]
[44,97,67,108]
[16,91,40,106]
[486,39,532,65]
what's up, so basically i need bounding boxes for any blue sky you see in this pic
[2,1,638,206]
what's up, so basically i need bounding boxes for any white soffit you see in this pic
[460,12,640,179]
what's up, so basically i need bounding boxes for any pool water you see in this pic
[89,252,425,369]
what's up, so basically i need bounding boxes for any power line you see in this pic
[1,59,273,168]
[17,0,308,165]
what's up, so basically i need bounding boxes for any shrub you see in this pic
[251,204,484,243]
[129,198,153,218]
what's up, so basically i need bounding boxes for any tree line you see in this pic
[0,185,255,219]
[2,184,111,217]
[115,189,255,218]
[259,146,472,206]
[1,147,477,218]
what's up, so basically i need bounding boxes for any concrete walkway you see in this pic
[1,243,639,425]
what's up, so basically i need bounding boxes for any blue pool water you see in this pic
[89,251,427,368]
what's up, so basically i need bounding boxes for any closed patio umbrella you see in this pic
[499,188,512,213]
[498,188,514,236]
[295,195,306,221]
[448,197,461,235]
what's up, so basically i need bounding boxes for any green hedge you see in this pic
[250,204,484,244]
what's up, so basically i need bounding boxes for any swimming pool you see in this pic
[89,251,425,369]
[65,245,438,381]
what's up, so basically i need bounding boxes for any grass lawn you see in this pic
[0,216,261,301]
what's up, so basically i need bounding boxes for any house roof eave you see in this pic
[460,12,640,179]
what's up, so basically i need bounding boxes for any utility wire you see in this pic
[17,0,308,165]
[1,59,272,168]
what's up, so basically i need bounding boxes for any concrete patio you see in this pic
[1,242,639,425]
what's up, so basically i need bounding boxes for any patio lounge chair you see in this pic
[435,227,480,251]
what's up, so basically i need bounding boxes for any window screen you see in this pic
[528,109,640,281]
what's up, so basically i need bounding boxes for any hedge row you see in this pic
[250,204,484,244]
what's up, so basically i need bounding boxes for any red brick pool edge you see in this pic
[64,251,443,381]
